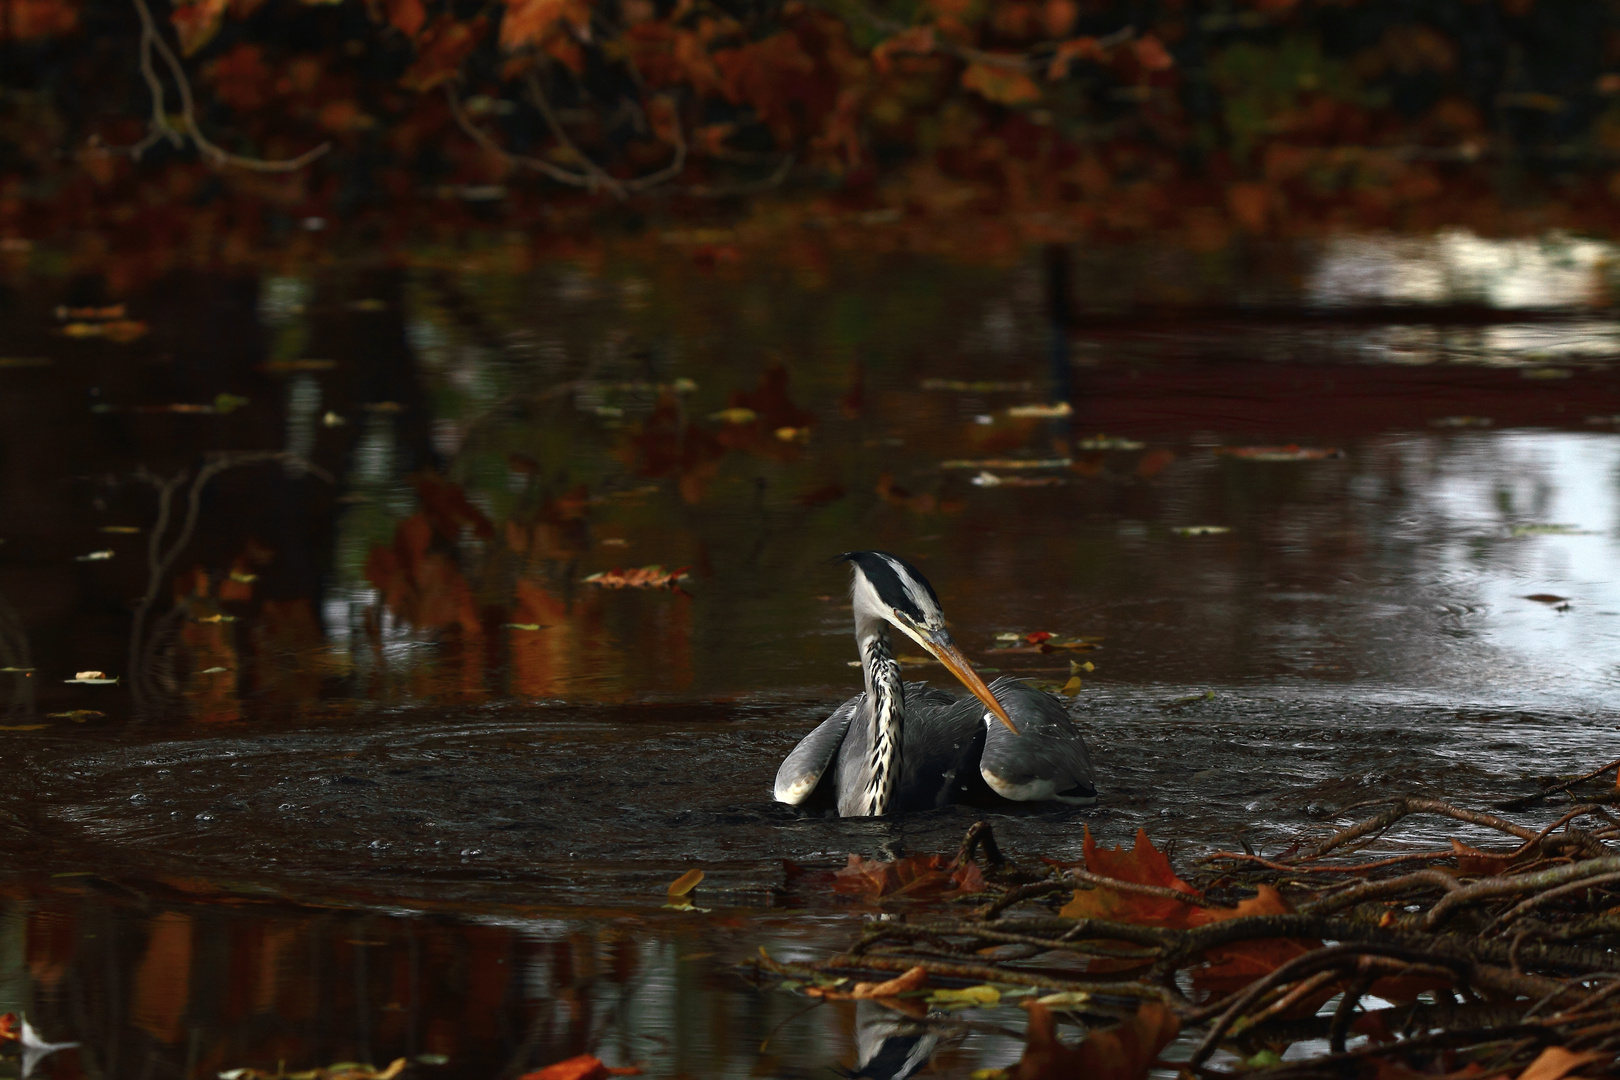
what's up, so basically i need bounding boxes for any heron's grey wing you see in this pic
[774,694,861,805]
[891,683,985,813]
[979,677,1097,805]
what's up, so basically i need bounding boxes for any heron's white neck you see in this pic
[858,628,903,816]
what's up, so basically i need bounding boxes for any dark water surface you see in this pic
[3,246,1620,1078]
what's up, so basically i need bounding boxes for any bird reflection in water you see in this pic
[844,1002,959,1080]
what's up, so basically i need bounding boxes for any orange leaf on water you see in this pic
[851,965,928,998]
[1015,1001,1179,1080]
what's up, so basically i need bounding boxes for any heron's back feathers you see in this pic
[773,677,1096,814]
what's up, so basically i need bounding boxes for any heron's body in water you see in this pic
[774,551,1096,817]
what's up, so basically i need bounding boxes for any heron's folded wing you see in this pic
[774,694,861,805]
[978,677,1097,805]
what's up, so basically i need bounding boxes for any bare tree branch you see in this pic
[127,0,331,172]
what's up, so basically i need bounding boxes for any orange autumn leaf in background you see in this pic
[0,0,79,40]
[500,0,592,52]
[171,0,229,55]
[962,61,1042,105]
[400,15,487,90]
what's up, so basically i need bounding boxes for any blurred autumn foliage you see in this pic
[7,0,1620,287]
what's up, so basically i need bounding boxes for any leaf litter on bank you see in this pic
[753,769,1620,1079]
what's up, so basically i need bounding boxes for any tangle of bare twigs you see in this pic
[752,785,1620,1079]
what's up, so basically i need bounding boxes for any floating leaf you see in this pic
[518,1054,642,1080]
[1006,402,1071,419]
[709,407,757,424]
[971,471,1065,487]
[1061,676,1082,694]
[928,984,1000,1007]
[1075,435,1145,450]
[667,868,704,897]
[582,565,691,589]
[1215,445,1343,461]
[1511,524,1591,537]
[47,711,103,721]
[941,457,1071,470]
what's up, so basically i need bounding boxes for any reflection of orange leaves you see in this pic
[519,1056,643,1080]
[1227,182,1271,232]
[411,473,494,541]
[400,16,486,90]
[962,61,1042,105]
[500,0,590,51]
[628,390,725,503]
[833,853,986,898]
[365,514,482,637]
[132,912,192,1043]
[1016,1001,1179,1080]
[171,0,228,55]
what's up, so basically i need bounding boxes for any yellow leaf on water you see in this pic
[928,984,1001,1007]
[709,407,757,424]
[1061,676,1082,695]
[0,724,45,731]
[667,868,704,897]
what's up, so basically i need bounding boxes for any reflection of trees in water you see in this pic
[0,588,32,718]
[24,896,858,1080]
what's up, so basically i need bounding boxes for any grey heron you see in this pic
[774,551,1097,817]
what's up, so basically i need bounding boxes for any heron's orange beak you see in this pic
[923,633,1019,735]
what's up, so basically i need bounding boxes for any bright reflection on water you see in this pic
[3,238,1620,1079]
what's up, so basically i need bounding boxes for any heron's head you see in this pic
[839,551,1018,735]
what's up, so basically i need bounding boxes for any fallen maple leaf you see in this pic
[1015,1000,1179,1080]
